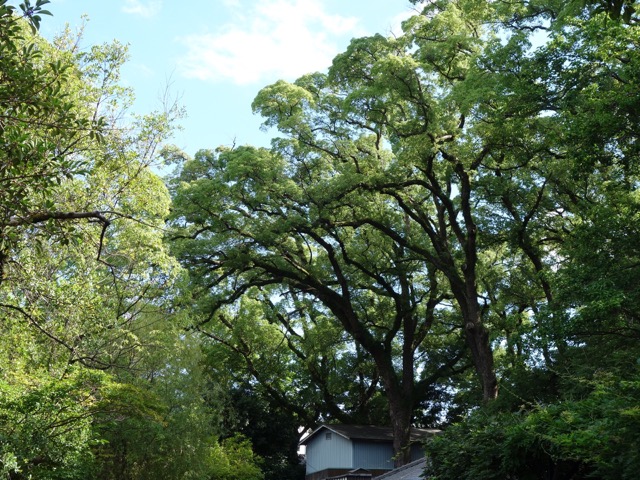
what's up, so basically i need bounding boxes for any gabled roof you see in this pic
[300,424,440,446]
[327,469,374,480]
[373,458,428,480]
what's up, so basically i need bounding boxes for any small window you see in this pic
[325,432,332,440]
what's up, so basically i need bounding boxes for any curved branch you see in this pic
[6,210,110,227]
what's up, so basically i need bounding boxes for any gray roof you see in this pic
[373,458,428,480]
[300,424,440,446]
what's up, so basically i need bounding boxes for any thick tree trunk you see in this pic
[451,277,499,401]
[387,388,414,467]
[372,347,415,467]
[446,159,499,401]
[464,317,498,401]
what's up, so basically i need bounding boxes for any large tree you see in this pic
[416,0,640,477]
[0,7,243,479]
[168,0,561,463]
[169,144,466,463]
[0,0,110,281]
[170,0,640,472]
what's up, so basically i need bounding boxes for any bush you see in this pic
[426,371,640,480]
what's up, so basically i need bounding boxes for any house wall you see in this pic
[352,440,394,471]
[305,468,390,480]
[410,444,425,463]
[305,431,353,474]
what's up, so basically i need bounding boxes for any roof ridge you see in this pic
[299,424,440,446]
[373,457,427,480]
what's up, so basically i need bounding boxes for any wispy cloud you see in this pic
[177,0,364,85]
[122,0,162,18]
[388,7,422,37]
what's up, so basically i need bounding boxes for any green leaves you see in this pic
[0,369,106,479]
[0,6,110,271]
[0,5,227,479]
[252,79,316,132]
[207,435,264,480]
[427,371,640,480]
[18,0,52,32]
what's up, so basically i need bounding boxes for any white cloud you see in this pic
[177,0,364,85]
[122,0,162,18]
[388,7,420,38]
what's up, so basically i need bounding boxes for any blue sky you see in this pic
[41,0,420,156]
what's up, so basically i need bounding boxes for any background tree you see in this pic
[0,8,261,479]
[0,0,108,282]
[412,0,640,477]
[4,0,639,477]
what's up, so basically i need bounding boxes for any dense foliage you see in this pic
[2,0,640,478]
[427,373,640,479]
[0,4,262,479]
[169,0,640,477]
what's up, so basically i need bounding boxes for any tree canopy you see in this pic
[3,0,640,478]
[169,0,640,475]
[0,5,261,479]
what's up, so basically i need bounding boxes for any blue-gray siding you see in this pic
[352,440,394,471]
[410,444,425,463]
[305,432,352,474]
